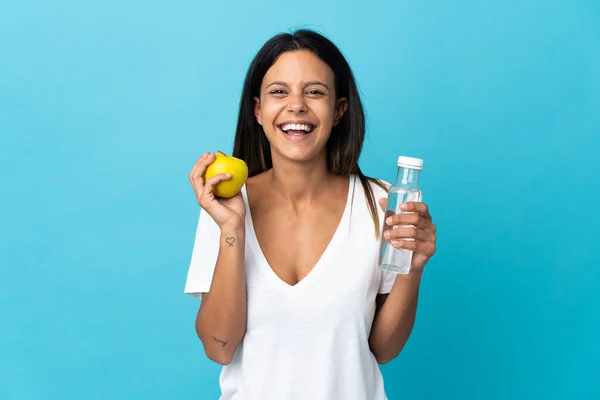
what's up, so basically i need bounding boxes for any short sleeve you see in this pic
[184,208,221,299]
[378,270,397,294]
[372,178,396,294]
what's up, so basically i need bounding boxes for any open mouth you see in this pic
[278,123,316,135]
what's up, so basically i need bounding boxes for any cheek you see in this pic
[258,102,283,141]
[260,100,284,122]
[315,102,336,126]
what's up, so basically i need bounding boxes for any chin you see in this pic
[265,127,330,164]
[273,146,325,164]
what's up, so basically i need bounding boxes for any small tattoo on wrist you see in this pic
[225,237,235,247]
[212,336,228,347]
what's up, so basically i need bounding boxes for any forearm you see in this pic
[369,271,423,364]
[196,228,247,365]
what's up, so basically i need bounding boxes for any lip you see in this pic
[277,120,317,139]
[277,120,317,127]
[277,124,314,141]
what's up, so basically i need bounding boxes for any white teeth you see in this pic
[281,123,313,132]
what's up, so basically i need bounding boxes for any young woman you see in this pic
[185,29,437,400]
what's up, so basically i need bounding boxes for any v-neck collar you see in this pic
[242,175,356,293]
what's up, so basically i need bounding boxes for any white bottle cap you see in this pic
[397,156,424,170]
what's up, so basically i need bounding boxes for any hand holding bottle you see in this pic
[378,156,436,274]
[378,198,437,273]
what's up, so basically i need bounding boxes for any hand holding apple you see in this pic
[188,152,247,232]
[203,151,248,198]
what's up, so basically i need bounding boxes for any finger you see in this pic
[189,152,210,183]
[384,226,435,242]
[390,239,436,255]
[385,213,433,231]
[189,152,210,174]
[203,173,232,197]
[189,153,211,199]
[400,202,431,220]
[378,197,387,212]
[192,153,216,187]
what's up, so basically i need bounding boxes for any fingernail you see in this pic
[400,203,408,211]
[384,231,390,239]
[386,217,393,225]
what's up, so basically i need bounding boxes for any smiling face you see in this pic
[254,50,348,165]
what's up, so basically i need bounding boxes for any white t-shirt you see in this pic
[184,175,396,400]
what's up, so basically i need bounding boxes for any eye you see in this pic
[307,90,325,96]
[269,89,286,95]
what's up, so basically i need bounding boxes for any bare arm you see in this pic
[188,152,249,365]
[369,199,436,364]
[196,228,246,365]
[368,271,422,364]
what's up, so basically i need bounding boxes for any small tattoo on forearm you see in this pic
[225,237,235,247]
[212,336,228,347]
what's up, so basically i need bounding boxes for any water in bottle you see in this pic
[377,156,424,274]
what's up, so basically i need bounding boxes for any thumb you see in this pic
[378,197,387,212]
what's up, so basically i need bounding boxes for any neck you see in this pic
[268,151,338,203]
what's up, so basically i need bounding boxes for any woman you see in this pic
[185,29,437,400]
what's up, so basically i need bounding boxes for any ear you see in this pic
[333,97,348,126]
[254,97,263,126]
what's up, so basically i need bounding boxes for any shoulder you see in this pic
[355,175,391,197]
[349,175,390,219]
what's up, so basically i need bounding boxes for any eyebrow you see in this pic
[265,81,330,90]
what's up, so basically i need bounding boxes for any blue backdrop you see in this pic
[1,0,599,399]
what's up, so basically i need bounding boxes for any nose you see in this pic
[287,92,307,114]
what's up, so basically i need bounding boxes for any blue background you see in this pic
[1,0,599,399]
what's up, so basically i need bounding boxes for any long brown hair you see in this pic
[233,29,387,238]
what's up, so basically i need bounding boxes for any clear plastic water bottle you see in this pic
[377,156,424,274]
